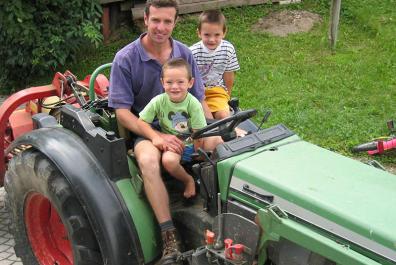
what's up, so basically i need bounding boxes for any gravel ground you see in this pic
[0,188,21,265]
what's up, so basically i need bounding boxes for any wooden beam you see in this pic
[131,0,277,19]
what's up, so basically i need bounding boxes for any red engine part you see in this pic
[205,230,215,245]
[0,70,101,185]
[224,238,245,261]
[82,74,109,98]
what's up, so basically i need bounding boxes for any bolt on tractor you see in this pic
[0,64,395,265]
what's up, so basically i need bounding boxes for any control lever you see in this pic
[257,110,272,131]
[66,75,87,107]
[196,148,215,166]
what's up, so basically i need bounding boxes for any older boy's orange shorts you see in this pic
[204,86,230,113]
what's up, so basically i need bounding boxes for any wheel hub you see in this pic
[25,192,73,265]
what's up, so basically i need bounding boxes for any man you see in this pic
[108,1,216,264]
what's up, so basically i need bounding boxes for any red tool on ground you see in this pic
[352,120,396,155]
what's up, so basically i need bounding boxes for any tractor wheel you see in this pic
[4,149,103,265]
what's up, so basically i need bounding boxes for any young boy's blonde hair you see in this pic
[198,10,227,33]
[161,58,193,80]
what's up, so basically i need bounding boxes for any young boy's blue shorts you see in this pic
[182,145,194,162]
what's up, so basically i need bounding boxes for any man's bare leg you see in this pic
[134,140,171,223]
[162,151,195,198]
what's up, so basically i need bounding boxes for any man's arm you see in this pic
[115,108,142,135]
[117,108,184,153]
[223,71,235,96]
[136,118,167,151]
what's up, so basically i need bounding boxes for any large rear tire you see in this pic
[5,149,103,265]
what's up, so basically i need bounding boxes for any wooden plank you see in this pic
[132,0,274,19]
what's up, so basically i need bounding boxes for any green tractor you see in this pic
[1,64,395,265]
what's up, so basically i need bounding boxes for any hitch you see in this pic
[179,213,259,265]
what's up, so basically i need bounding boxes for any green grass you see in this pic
[27,0,396,165]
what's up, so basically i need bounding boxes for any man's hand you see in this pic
[160,133,184,154]
[152,136,167,151]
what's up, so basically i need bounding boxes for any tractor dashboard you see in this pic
[215,124,295,160]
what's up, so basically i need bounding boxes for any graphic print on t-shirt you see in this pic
[168,111,190,133]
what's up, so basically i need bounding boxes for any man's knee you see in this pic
[135,141,161,169]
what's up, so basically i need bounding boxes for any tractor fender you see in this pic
[6,127,146,264]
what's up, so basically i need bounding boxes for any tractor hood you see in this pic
[217,134,396,262]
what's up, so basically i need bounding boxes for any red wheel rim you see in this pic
[25,192,73,265]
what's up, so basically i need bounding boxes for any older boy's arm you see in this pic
[201,100,214,119]
[223,71,235,96]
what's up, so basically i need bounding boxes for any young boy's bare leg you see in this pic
[162,151,196,198]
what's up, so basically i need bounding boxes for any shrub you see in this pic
[0,0,103,93]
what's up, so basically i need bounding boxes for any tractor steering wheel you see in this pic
[191,109,257,141]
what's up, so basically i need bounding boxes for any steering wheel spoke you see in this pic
[191,109,257,141]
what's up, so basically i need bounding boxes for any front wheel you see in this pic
[5,149,103,265]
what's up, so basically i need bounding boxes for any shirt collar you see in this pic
[200,40,223,53]
[137,32,180,62]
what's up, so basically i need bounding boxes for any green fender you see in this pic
[115,156,161,263]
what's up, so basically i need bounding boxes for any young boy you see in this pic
[190,9,240,120]
[137,58,209,198]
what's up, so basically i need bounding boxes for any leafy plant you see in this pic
[0,0,103,93]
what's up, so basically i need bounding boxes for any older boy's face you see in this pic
[198,22,225,50]
[161,68,194,103]
[144,6,177,45]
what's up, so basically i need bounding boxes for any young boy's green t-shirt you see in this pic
[139,93,207,137]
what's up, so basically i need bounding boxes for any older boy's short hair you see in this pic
[145,0,179,19]
[161,58,193,80]
[198,10,227,32]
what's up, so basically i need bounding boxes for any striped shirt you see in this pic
[190,40,240,89]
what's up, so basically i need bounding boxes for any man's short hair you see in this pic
[161,58,193,80]
[198,10,227,32]
[145,0,179,19]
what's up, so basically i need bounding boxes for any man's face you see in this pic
[144,6,177,45]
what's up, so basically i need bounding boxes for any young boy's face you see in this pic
[161,67,194,103]
[198,22,226,50]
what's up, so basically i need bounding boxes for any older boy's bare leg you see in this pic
[162,151,196,198]
[134,140,171,223]
[213,109,230,119]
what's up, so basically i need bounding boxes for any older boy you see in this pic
[190,10,240,120]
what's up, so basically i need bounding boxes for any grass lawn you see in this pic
[30,0,396,166]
